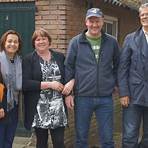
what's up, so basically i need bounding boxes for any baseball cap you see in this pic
[86,8,103,19]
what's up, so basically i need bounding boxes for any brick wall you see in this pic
[35,0,67,54]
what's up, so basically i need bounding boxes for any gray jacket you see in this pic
[118,27,148,106]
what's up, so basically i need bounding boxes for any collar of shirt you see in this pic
[142,28,148,44]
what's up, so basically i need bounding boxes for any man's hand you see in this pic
[120,96,130,107]
[0,108,5,119]
[65,95,74,110]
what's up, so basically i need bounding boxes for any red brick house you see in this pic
[0,0,142,54]
[0,0,143,147]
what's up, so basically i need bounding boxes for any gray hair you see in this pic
[139,3,148,13]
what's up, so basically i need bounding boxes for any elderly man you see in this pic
[118,3,148,148]
[65,8,119,148]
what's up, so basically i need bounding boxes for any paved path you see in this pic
[13,136,35,148]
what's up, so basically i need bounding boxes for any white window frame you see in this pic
[104,15,118,38]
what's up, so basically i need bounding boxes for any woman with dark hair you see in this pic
[0,30,22,148]
[22,28,74,148]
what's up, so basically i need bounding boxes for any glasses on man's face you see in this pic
[139,13,148,18]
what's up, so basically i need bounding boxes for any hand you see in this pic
[0,108,5,119]
[62,79,75,95]
[65,95,74,110]
[120,96,130,107]
[50,81,64,92]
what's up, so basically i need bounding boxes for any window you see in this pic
[103,15,118,38]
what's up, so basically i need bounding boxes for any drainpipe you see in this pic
[87,0,93,9]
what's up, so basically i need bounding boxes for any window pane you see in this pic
[103,15,118,38]
[107,23,113,35]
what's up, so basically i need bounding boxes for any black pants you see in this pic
[34,127,65,148]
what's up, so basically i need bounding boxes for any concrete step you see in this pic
[13,143,35,148]
[13,136,35,148]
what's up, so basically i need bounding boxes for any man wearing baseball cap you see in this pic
[65,7,119,148]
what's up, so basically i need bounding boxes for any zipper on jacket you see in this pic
[87,41,100,96]
[87,38,104,96]
[96,48,103,96]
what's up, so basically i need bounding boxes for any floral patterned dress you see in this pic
[32,57,67,129]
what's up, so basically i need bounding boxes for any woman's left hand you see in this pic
[62,79,75,95]
[50,81,64,92]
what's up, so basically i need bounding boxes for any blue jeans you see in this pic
[122,104,148,148]
[0,106,18,148]
[74,96,114,148]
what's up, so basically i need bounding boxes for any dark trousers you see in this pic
[122,104,148,148]
[0,106,18,148]
[34,127,65,148]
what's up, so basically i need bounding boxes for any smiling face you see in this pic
[85,16,104,37]
[0,30,21,57]
[139,4,148,31]
[32,28,51,53]
[4,34,19,57]
[34,36,50,52]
